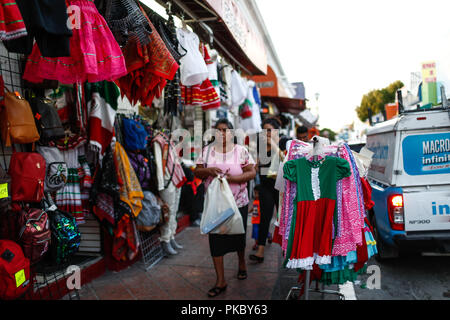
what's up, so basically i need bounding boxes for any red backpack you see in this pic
[8,152,46,203]
[0,240,31,300]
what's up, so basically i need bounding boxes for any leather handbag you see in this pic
[0,88,40,147]
[30,98,65,143]
[8,152,46,203]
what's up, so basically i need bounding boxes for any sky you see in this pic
[256,0,450,132]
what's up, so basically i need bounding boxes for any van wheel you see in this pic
[371,214,399,261]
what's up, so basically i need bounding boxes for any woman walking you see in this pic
[249,118,282,263]
[195,119,256,298]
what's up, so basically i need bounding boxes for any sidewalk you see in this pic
[75,219,286,300]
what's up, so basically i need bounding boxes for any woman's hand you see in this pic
[207,167,223,177]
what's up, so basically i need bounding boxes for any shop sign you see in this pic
[205,0,267,74]
[256,81,274,88]
[422,61,437,83]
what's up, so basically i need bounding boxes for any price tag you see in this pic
[15,269,26,288]
[0,183,8,199]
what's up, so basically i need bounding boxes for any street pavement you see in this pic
[76,217,285,300]
[73,216,450,300]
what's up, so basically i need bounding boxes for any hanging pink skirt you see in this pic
[23,0,127,84]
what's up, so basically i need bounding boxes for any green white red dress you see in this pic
[283,156,351,270]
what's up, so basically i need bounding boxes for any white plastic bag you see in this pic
[200,176,245,235]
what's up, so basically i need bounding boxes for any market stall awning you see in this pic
[152,0,267,75]
[261,96,306,115]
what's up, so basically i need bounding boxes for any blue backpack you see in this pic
[122,118,148,151]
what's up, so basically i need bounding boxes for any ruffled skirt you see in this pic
[23,0,127,84]
[0,0,27,40]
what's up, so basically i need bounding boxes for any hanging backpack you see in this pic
[0,85,40,147]
[0,240,31,300]
[36,146,68,193]
[122,118,148,151]
[48,208,81,265]
[16,205,51,265]
[8,152,46,203]
[127,152,151,190]
[30,98,65,144]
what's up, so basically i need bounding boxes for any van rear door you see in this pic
[397,129,450,232]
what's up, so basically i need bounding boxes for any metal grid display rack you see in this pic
[0,42,82,300]
[138,228,165,271]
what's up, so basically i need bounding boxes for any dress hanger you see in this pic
[181,13,188,30]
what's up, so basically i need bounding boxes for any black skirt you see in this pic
[209,205,248,257]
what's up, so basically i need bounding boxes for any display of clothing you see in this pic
[55,146,85,225]
[0,0,27,41]
[23,0,127,84]
[275,140,378,287]
[102,0,151,47]
[176,28,209,86]
[180,44,221,111]
[116,7,179,107]
[283,156,351,269]
[86,81,120,156]
[239,80,262,133]
[114,141,144,219]
[3,0,71,57]
[231,70,247,109]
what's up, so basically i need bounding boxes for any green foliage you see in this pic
[356,80,404,122]
[320,128,336,142]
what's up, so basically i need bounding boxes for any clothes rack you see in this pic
[286,137,346,300]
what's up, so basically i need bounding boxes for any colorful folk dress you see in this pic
[283,156,351,270]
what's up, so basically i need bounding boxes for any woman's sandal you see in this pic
[207,285,227,298]
[249,254,264,263]
[237,269,247,280]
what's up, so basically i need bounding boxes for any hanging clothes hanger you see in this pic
[181,13,188,30]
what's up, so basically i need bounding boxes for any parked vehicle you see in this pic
[366,94,450,260]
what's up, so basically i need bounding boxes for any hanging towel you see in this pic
[86,81,120,156]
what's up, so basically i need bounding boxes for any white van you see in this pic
[366,101,450,259]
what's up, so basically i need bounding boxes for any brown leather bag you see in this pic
[0,89,40,147]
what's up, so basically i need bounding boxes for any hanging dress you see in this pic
[23,0,127,84]
[283,156,351,270]
[0,0,27,41]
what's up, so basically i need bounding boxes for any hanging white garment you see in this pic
[231,70,247,109]
[176,28,209,86]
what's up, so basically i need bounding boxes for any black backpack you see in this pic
[30,98,65,144]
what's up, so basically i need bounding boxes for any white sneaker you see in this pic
[170,238,183,250]
[161,241,178,255]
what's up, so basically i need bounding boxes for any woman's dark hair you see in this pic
[296,126,308,135]
[262,117,281,129]
[215,118,234,130]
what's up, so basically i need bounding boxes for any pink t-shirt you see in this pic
[196,144,255,208]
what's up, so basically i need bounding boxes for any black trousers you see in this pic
[209,205,248,257]
[258,180,279,246]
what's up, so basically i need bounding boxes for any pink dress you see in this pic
[197,144,255,208]
[23,0,127,84]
